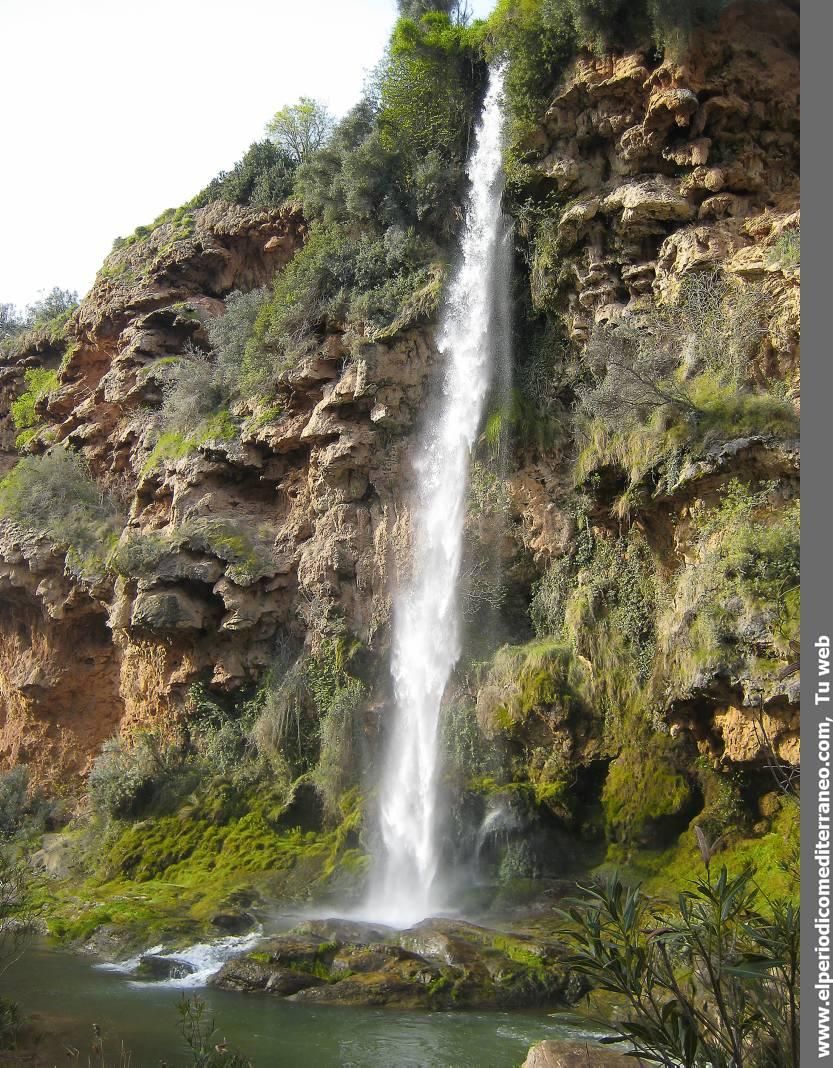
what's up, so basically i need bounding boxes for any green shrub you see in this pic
[142,292,281,468]
[111,203,196,254]
[579,274,766,426]
[24,287,78,329]
[660,482,800,688]
[476,638,578,737]
[314,678,365,817]
[250,660,312,776]
[88,735,173,820]
[0,767,30,839]
[244,222,440,385]
[440,700,495,782]
[574,274,795,492]
[0,303,22,343]
[768,226,800,270]
[561,865,799,1068]
[0,450,123,582]
[489,0,729,148]
[10,367,58,447]
[294,100,395,226]
[0,289,78,362]
[380,13,484,166]
[544,526,660,747]
[296,10,484,243]
[245,634,367,812]
[112,518,275,587]
[266,98,334,164]
[192,141,297,210]
[486,0,578,145]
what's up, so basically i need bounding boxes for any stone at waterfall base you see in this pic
[211,917,587,1010]
[522,1040,628,1068]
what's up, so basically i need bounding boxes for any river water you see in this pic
[4,941,592,1067]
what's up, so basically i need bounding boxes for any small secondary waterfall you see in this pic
[365,65,508,928]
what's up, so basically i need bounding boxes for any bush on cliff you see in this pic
[658,481,800,691]
[0,287,78,361]
[573,272,796,493]
[244,222,441,384]
[236,9,485,377]
[192,140,297,211]
[490,0,731,144]
[0,449,123,582]
[141,288,272,462]
[10,367,58,448]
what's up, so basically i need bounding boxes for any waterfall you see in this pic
[365,64,508,928]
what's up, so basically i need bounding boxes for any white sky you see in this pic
[0,0,494,311]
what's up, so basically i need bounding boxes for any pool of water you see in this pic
[3,941,593,1067]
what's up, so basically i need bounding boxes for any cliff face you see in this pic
[0,0,799,876]
[530,1,799,360]
[0,201,446,783]
[494,0,800,792]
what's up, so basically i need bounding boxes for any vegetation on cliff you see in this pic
[0,2,800,1044]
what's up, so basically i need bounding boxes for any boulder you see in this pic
[136,954,196,981]
[523,1040,628,1068]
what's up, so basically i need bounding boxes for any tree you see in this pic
[25,286,78,327]
[265,97,334,164]
[397,0,472,22]
[0,304,23,342]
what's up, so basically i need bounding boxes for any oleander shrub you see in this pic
[561,865,799,1068]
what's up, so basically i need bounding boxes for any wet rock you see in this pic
[211,917,584,1010]
[398,918,501,966]
[331,943,418,975]
[210,910,256,934]
[213,956,324,996]
[136,954,196,981]
[289,956,442,1009]
[295,918,396,944]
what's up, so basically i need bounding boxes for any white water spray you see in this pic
[366,65,508,928]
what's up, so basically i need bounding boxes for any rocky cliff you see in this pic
[0,0,799,919]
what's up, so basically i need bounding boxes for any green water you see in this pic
[3,942,592,1067]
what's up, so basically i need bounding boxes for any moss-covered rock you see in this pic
[213,917,586,1010]
[602,735,696,848]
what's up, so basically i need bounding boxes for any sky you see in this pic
[0,0,494,312]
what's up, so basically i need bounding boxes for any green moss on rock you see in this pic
[602,735,694,848]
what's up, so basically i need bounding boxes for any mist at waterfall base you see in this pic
[359,63,512,930]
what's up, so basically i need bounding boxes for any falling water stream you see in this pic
[365,64,509,927]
